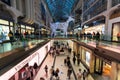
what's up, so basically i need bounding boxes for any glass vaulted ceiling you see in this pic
[45,0,78,22]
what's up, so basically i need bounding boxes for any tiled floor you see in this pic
[35,49,94,80]
[34,47,112,80]
[34,54,54,80]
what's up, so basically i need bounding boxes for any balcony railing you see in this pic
[0,34,120,55]
[112,0,120,7]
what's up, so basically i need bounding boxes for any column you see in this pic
[81,0,84,26]
[116,64,120,80]
[105,15,111,41]
[110,62,117,80]
[13,17,18,33]
[104,0,112,41]
[11,0,16,8]
[107,0,112,10]
[18,0,22,12]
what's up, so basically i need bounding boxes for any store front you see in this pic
[94,56,112,76]
[0,19,14,41]
[84,24,105,35]
[80,46,92,67]
[112,22,120,41]
[94,56,103,74]
[21,25,26,35]
[117,64,120,80]
[26,26,32,34]
[102,61,111,76]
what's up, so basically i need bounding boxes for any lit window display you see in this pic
[84,24,105,34]
[0,19,9,25]
[31,28,34,33]
[102,62,111,76]
[26,26,32,34]
[86,51,91,66]
[112,23,120,41]
[10,22,13,26]
[21,25,25,28]
[21,25,25,34]
[0,25,10,40]
[81,47,91,66]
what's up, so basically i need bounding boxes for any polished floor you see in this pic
[34,49,110,80]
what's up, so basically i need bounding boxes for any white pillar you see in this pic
[11,0,16,8]
[13,17,18,32]
[110,62,117,80]
[104,0,112,40]
[17,0,22,12]
[107,0,112,10]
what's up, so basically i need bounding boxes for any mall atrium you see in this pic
[0,0,120,80]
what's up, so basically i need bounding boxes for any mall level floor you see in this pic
[34,49,110,80]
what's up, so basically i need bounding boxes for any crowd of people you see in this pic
[76,32,101,41]
[39,41,89,80]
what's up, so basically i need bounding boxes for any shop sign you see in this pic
[14,52,38,71]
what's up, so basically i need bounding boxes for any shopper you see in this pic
[33,62,38,74]
[76,33,79,40]
[77,69,82,80]
[64,58,67,65]
[67,66,72,79]
[8,30,13,45]
[55,68,60,79]
[44,65,48,74]
[83,70,88,80]
[50,66,54,79]
[72,56,76,65]
[77,58,81,66]
[15,30,20,41]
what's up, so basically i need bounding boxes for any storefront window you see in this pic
[0,19,9,25]
[86,51,90,66]
[81,47,91,66]
[112,23,120,41]
[21,29,25,34]
[10,27,13,32]
[0,25,10,40]
[26,26,32,34]
[21,25,25,28]
[94,57,103,74]
[10,22,13,26]
[21,25,25,34]
[85,24,105,34]
[103,62,111,76]
[81,48,85,60]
